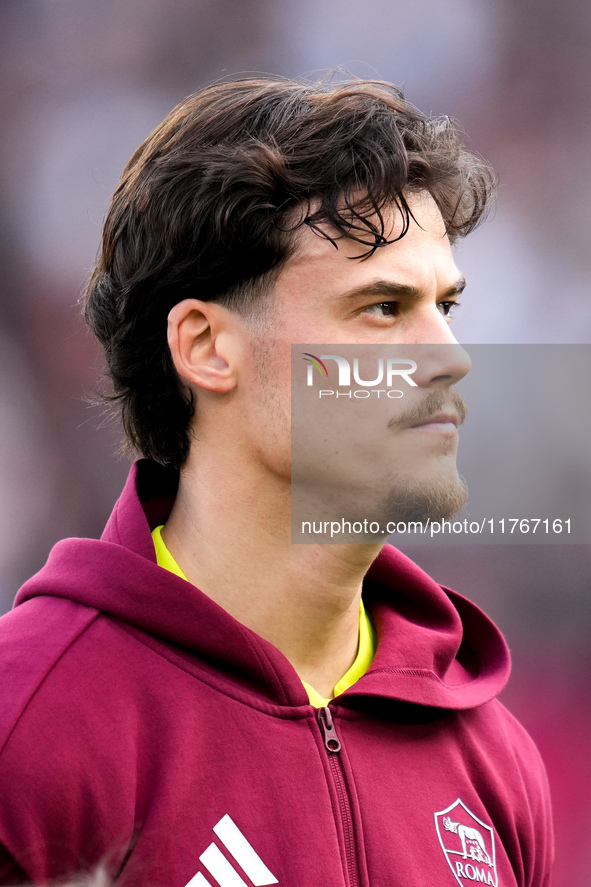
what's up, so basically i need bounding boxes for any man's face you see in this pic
[235,191,471,528]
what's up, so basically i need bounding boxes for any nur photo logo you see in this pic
[302,352,418,398]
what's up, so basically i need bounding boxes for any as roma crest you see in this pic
[434,799,498,886]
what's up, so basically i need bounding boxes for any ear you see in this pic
[167,299,237,393]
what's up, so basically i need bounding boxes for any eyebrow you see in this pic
[338,276,467,302]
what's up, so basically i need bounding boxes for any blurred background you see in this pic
[0,0,590,880]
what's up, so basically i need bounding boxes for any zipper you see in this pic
[317,707,359,887]
[318,705,341,752]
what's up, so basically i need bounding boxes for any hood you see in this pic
[15,460,510,711]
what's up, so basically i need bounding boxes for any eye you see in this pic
[363,301,400,318]
[437,300,461,321]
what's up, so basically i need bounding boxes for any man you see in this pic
[0,77,553,886]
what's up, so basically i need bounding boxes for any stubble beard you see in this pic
[295,461,468,539]
[377,387,468,526]
[378,468,468,526]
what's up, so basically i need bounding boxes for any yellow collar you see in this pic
[152,525,377,707]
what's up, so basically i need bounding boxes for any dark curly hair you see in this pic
[82,75,496,469]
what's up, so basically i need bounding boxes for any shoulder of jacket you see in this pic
[0,596,99,755]
[464,697,552,802]
[485,698,546,759]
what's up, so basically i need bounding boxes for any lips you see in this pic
[407,412,459,429]
[387,390,467,431]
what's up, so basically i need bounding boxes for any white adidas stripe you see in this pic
[185,873,212,887]
[184,814,278,887]
[214,815,278,886]
[200,844,249,887]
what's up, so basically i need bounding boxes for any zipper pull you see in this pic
[318,706,341,753]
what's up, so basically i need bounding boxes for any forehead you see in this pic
[276,192,459,302]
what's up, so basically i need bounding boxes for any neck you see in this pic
[161,448,382,698]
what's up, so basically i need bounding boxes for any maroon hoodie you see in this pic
[0,460,552,887]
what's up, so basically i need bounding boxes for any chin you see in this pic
[380,470,468,525]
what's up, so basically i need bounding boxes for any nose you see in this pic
[398,310,471,387]
[409,343,472,388]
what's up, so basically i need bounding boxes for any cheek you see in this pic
[239,338,292,471]
[248,333,291,419]
[252,386,292,478]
